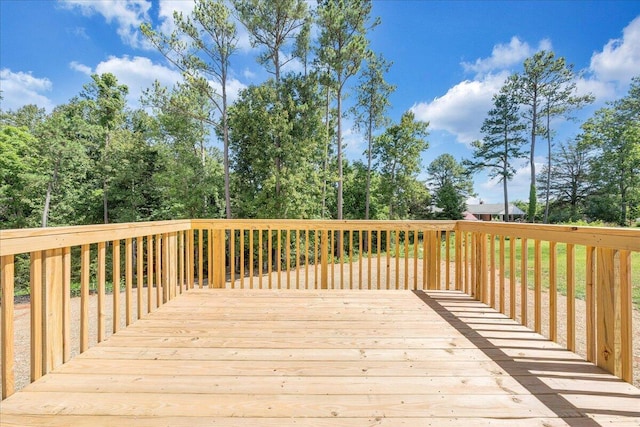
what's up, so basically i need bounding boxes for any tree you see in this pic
[142,0,237,218]
[351,53,395,222]
[0,125,40,228]
[81,73,128,224]
[537,140,592,222]
[373,111,429,219]
[228,75,325,218]
[427,154,474,199]
[580,78,640,225]
[316,0,378,224]
[464,82,526,222]
[232,0,308,84]
[538,62,593,223]
[35,101,94,227]
[434,181,466,220]
[512,51,588,222]
[232,0,309,201]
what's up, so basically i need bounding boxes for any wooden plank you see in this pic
[534,239,542,334]
[620,250,632,383]
[0,391,560,418]
[62,247,71,363]
[499,236,505,314]
[147,236,154,312]
[509,236,516,320]
[44,249,63,373]
[549,241,557,343]
[0,220,192,257]
[30,251,43,382]
[97,243,106,343]
[198,230,203,289]
[595,247,619,376]
[112,241,121,333]
[137,237,144,317]
[520,238,527,326]
[155,235,162,306]
[1,254,15,399]
[566,244,575,352]
[0,415,582,427]
[125,238,133,325]
[80,245,90,352]
[585,246,595,362]
[320,230,328,290]
[456,220,640,251]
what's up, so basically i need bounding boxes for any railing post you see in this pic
[211,229,224,288]
[44,249,64,373]
[595,247,622,377]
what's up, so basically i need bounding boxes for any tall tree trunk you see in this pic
[42,159,60,227]
[103,132,110,224]
[528,96,538,223]
[503,176,509,223]
[364,107,373,253]
[336,84,343,257]
[543,111,552,224]
[321,88,330,219]
[222,71,231,219]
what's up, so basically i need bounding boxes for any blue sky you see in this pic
[1,0,639,204]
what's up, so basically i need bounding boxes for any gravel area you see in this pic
[2,258,639,393]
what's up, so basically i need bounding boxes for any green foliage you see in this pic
[0,125,40,228]
[351,53,395,220]
[373,111,429,219]
[579,77,640,226]
[228,75,324,218]
[316,0,378,220]
[512,51,591,223]
[232,0,308,82]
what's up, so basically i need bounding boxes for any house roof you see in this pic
[465,203,525,216]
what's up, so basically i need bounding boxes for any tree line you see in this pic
[1,0,638,230]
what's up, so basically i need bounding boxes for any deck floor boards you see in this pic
[1,289,639,426]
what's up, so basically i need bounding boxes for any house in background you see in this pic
[465,202,525,222]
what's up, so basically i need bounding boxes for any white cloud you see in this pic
[92,55,246,108]
[590,15,640,84]
[60,0,152,48]
[0,69,54,111]
[411,72,509,145]
[93,56,181,106]
[243,68,257,80]
[462,37,552,76]
[69,61,93,76]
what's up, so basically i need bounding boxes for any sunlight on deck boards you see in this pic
[1,289,638,426]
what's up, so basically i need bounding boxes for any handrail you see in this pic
[0,219,637,401]
[456,220,638,384]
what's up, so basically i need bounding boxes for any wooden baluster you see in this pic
[80,245,90,352]
[566,243,576,352]
[112,241,121,332]
[30,251,43,381]
[1,255,15,399]
[97,243,106,344]
[549,241,557,342]
[126,238,133,326]
[586,245,595,362]
[520,238,527,326]
[534,239,542,334]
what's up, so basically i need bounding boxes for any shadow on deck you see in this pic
[1,289,638,426]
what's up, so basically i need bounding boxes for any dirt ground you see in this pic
[3,258,639,392]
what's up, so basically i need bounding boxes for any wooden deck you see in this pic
[1,289,638,426]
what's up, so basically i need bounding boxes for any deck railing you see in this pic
[0,219,637,399]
